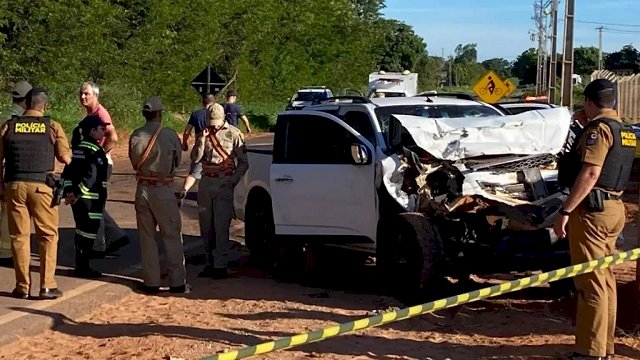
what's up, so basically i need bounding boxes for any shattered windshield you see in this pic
[375,104,503,145]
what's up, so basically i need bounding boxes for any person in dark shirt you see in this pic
[223,90,251,133]
[179,94,216,199]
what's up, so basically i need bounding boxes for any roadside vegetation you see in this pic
[1,1,638,134]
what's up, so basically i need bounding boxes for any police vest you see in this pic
[557,117,636,192]
[3,115,55,183]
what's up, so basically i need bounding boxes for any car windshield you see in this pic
[293,91,329,102]
[375,104,503,145]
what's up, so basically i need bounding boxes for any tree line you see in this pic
[1,0,638,119]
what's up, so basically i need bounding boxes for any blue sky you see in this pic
[381,0,639,61]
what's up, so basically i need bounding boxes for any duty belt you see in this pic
[202,160,235,178]
[136,175,174,186]
[593,188,622,200]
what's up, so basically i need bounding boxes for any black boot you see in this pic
[75,238,102,279]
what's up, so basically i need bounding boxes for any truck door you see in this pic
[270,112,377,244]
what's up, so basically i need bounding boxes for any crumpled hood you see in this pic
[393,107,573,160]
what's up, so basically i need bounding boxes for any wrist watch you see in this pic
[559,207,571,216]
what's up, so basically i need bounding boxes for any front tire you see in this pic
[378,213,445,302]
[244,195,277,269]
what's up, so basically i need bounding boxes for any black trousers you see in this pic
[71,198,105,269]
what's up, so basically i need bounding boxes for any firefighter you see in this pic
[61,115,109,279]
[129,97,189,294]
[192,102,248,279]
[554,79,635,359]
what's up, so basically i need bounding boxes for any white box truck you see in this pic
[368,70,418,98]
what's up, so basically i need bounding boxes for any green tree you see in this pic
[574,46,599,75]
[454,43,478,64]
[512,48,538,85]
[376,19,427,72]
[605,44,640,73]
[481,58,512,79]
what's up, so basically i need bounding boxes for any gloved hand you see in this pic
[175,191,187,207]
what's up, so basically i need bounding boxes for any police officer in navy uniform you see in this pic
[554,79,636,360]
[62,115,109,278]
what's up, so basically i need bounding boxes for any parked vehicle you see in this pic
[368,70,418,98]
[286,86,334,110]
[234,95,574,298]
[498,100,558,115]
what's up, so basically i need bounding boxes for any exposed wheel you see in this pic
[244,194,278,269]
[378,213,445,302]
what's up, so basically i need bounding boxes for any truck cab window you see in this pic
[343,111,376,146]
[274,115,358,164]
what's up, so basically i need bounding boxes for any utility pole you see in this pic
[597,26,604,70]
[560,0,575,108]
[548,0,558,103]
[532,0,549,95]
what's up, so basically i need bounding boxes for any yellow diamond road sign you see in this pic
[473,71,508,103]
[503,78,516,98]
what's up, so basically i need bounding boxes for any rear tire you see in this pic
[378,213,445,303]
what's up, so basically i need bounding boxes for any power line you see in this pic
[601,27,640,34]
[575,20,640,27]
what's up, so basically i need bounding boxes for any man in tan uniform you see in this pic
[554,79,635,360]
[0,87,71,299]
[129,97,189,294]
[192,103,248,279]
[0,81,32,266]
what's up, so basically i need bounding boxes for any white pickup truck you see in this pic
[233,95,574,296]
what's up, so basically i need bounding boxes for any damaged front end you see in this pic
[382,108,574,273]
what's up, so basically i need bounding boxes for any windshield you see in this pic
[375,104,503,144]
[293,91,329,102]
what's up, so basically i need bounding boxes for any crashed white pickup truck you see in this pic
[233,95,574,296]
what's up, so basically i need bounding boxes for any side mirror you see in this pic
[351,143,371,165]
[387,115,403,153]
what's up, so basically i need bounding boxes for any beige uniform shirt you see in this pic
[191,122,248,185]
[129,121,182,179]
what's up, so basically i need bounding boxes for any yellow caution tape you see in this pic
[199,248,640,360]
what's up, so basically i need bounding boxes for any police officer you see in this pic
[129,97,189,294]
[553,79,635,360]
[192,103,248,279]
[0,81,32,267]
[0,87,72,299]
[62,115,109,279]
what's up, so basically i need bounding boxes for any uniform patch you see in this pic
[14,122,46,134]
[225,132,233,139]
[585,131,598,146]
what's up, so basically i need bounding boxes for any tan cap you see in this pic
[11,81,32,98]
[207,103,225,126]
[142,96,164,112]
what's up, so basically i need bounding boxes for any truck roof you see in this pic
[369,95,487,107]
